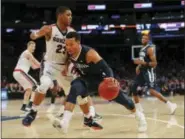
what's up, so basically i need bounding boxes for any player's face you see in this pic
[59,10,72,26]
[29,44,36,53]
[65,38,80,56]
[142,35,149,45]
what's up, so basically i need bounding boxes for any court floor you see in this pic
[1,95,184,138]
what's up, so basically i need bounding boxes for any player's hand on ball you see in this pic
[104,77,120,87]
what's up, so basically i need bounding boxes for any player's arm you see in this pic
[133,47,157,68]
[25,53,40,69]
[86,49,114,77]
[147,47,157,67]
[30,25,52,41]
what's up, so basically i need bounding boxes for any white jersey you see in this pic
[45,25,75,64]
[15,50,32,73]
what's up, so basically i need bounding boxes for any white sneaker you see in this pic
[138,118,147,132]
[169,103,177,115]
[56,106,64,117]
[47,104,55,113]
[52,118,68,134]
[135,111,147,132]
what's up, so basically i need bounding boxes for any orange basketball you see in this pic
[98,78,120,100]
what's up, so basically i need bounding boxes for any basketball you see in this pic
[98,78,120,100]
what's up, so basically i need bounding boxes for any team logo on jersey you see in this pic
[53,37,65,43]
[75,63,89,69]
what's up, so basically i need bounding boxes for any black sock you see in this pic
[51,94,56,104]
[22,104,26,109]
[28,101,33,107]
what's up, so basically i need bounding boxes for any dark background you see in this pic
[1,0,185,98]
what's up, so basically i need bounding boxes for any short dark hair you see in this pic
[66,32,81,42]
[27,41,35,47]
[56,6,71,17]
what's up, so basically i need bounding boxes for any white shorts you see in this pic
[40,62,74,95]
[13,69,37,91]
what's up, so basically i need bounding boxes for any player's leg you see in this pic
[47,89,57,113]
[13,71,36,111]
[87,96,102,120]
[47,80,62,113]
[112,89,147,132]
[132,73,145,112]
[55,89,66,117]
[52,79,103,133]
[21,88,32,111]
[27,75,37,109]
[22,74,54,126]
[146,69,177,114]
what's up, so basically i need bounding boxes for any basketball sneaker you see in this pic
[22,109,37,126]
[84,117,103,130]
[20,104,27,112]
[169,103,177,115]
[135,110,147,132]
[52,118,68,134]
[93,113,102,121]
[27,101,33,109]
[47,104,55,113]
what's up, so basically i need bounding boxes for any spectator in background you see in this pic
[1,76,7,88]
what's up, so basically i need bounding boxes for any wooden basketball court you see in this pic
[1,95,184,138]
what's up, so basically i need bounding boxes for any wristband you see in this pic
[33,31,39,37]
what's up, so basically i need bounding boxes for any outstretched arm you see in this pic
[30,25,52,41]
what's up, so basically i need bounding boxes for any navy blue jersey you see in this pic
[70,45,105,80]
[139,43,156,71]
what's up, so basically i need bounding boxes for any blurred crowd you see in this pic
[1,38,184,96]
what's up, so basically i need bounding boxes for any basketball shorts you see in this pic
[134,69,156,88]
[13,69,37,91]
[71,77,103,96]
[39,61,74,95]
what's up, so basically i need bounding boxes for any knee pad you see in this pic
[77,96,88,105]
[38,75,53,94]
[66,79,87,104]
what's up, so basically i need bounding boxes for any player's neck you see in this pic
[72,46,82,60]
[27,49,32,53]
[56,21,67,31]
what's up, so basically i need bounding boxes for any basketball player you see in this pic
[13,41,40,111]
[22,6,100,126]
[52,32,147,133]
[39,52,66,116]
[132,33,177,114]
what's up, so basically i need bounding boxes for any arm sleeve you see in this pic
[95,59,114,78]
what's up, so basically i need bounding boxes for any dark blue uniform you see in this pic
[67,45,135,110]
[132,43,156,94]
[70,46,106,94]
